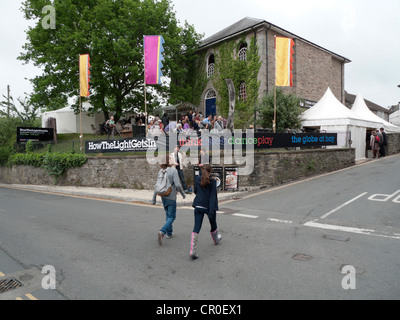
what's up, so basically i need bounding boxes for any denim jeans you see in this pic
[160,198,177,236]
[193,207,217,234]
[177,169,187,191]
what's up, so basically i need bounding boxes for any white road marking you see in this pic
[319,192,368,220]
[304,221,400,240]
[267,218,293,224]
[233,213,259,219]
[368,190,400,202]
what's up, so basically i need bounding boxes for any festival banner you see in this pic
[144,35,165,85]
[79,54,91,97]
[275,37,295,87]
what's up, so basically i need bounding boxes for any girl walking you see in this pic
[152,155,186,246]
[190,164,222,260]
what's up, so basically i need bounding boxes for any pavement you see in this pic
[0,183,248,207]
[0,156,379,207]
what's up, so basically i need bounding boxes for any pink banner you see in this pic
[144,36,164,85]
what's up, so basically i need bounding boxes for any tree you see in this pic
[0,94,41,127]
[0,92,42,165]
[19,0,202,120]
[256,88,303,132]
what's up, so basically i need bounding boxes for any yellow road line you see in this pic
[15,294,38,300]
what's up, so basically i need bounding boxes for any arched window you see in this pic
[238,42,247,61]
[206,89,217,99]
[207,54,215,77]
[239,82,247,101]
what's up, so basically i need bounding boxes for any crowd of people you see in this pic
[101,110,229,139]
[370,127,387,159]
[147,111,228,135]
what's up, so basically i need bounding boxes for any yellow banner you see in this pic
[80,54,90,97]
[275,37,294,87]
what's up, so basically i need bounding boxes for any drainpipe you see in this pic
[341,62,344,103]
[266,24,272,94]
[254,29,257,129]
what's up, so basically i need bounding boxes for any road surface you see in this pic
[0,154,399,301]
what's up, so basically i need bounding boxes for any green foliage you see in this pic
[256,88,303,132]
[0,95,41,127]
[212,36,261,129]
[0,112,43,166]
[0,145,14,167]
[19,0,203,119]
[0,117,19,166]
[26,140,34,153]
[42,152,87,180]
[187,51,209,107]
[9,153,45,168]
[46,144,53,153]
[9,151,87,182]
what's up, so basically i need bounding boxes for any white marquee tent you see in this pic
[351,94,400,133]
[301,88,382,161]
[41,102,105,134]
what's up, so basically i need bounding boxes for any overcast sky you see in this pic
[1,0,399,110]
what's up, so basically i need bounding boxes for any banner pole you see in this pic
[80,95,83,152]
[143,36,148,138]
[78,54,83,152]
[144,82,147,138]
[273,36,277,133]
[273,85,277,134]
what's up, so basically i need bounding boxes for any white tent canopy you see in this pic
[302,88,381,128]
[41,102,105,134]
[351,94,400,133]
[302,88,382,161]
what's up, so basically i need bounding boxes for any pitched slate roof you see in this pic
[199,17,351,63]
[200,17,265,48]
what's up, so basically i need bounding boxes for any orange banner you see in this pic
[79,54,91,97]
[275,37,294,87]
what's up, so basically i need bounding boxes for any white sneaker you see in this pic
[158,231,164,246]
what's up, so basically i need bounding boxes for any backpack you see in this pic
[375,136,380,143]
[155,169,172,197]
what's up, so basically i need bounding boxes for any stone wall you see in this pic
[387,133,400,155]
[0,148,355,191]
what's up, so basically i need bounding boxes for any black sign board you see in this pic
[177,132,337,150]
[17,127,54,143]
[85,132,338,154]
[85,138,157,154]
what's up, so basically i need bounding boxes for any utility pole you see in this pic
[7,85,10,117]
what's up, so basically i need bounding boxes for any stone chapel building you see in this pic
[195,17,351,117]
